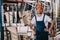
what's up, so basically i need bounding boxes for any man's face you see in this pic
[36,9,43,14]
[36,4,43,14]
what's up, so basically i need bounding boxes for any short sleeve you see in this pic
[45,15,52,22]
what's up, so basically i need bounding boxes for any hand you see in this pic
[32,29,36,36]
[44,28,52,35]
[48,29,52,34]
[48,29,56,37]
[44,28,49,32]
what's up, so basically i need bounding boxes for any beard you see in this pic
[37,10,43,14]
[39,12,42,14]
[37,12,42,14]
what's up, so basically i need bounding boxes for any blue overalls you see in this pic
[35,14,48,40]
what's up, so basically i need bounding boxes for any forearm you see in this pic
[29,23,36,35]
[49,21,54,30]
[30,23,36,33]
[30,23,34,30]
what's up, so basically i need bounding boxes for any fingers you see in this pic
[44,28,49,32]
[32,30,36,36]
[48,29,51,34]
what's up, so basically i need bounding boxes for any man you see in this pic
[30,4,54,40]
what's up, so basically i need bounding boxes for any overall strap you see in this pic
[43,14,45,21]
[35,15,37,21]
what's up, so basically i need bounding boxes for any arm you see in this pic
[30,22,34,30]
[29,17,35,30]
[44,15,54,32]
[29,17,36,35]
[49,20,54,30]
[29,23,36,35]
[48,20,55,34]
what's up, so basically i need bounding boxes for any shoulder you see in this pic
[44,14,50,18]
[32,16,35,20]
[44,14,52,22]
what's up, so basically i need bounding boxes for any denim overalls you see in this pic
[35,14,48,40]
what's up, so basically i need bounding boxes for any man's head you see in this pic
[36,4,43,14]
